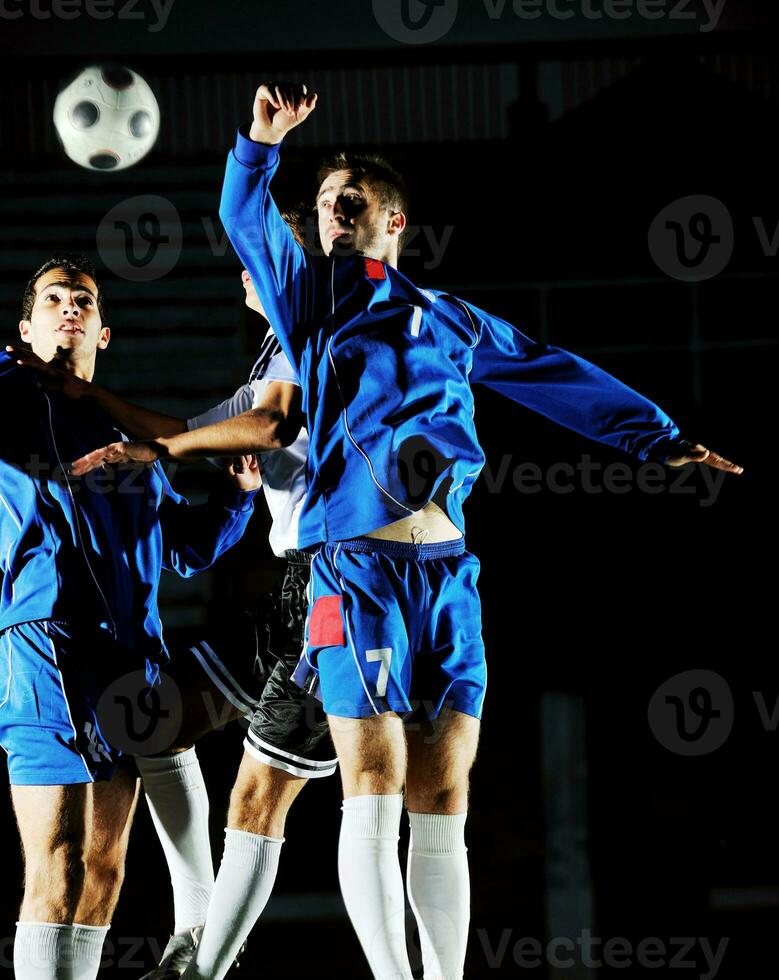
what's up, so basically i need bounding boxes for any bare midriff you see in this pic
[365,501,462,545]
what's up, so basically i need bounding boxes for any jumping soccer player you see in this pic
[73,84,742,980]
[14,269,337,980]
[0,256,262,980]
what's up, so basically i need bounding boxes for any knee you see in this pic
[24,838,87,918]
[51,835,88,877]
[340,747,405,797]
[406,780,469,815]
[83,852,124,897]
[227,764,298,837]
[73,852,124,926]
[328,714,406,796]
[346,764,404,797]
[227,777,262,830]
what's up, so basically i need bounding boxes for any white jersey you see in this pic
[188,326,307,557]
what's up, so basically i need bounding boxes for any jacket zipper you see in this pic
[327,262,414,516]
[44,393,118,640]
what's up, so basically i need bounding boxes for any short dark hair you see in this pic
[21,254,106,324]
[316,151,410,251]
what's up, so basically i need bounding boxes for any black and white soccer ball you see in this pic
[53,65,160,172]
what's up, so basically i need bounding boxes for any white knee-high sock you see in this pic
[70,924,109,980]
[136,748,214,932]
[338,794,413,980]
[182,829,283,980]
[14,923,74,980]
[406,812,470,980]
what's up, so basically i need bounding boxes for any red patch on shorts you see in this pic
[308,595,345,647]
[364,258,386,281]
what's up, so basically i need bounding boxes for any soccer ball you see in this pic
[53,65,160,172]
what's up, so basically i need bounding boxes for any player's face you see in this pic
[19,269,109,362]
[316,170,405,263]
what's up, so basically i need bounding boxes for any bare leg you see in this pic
[327,712,406,798]
[12,784,90,924]
[12,770,139,980]
[405,707,480,814]
[227,751,307,838]
[74,766,140,926]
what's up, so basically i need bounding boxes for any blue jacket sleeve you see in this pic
[157,470,260,578]
[218,127,315,376]
[0,351,16,382]
[0,355,16,441]
[464,299,690,463]
[0,353,38,458]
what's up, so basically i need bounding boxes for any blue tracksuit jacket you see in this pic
[219,129,689,550]
[0,352,258,670]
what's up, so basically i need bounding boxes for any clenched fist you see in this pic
[249,82,317,146]
[226,454,262,492]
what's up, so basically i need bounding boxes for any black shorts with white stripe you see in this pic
[245,552,337,779]
[178,606,265,720]
[173,552,336,779]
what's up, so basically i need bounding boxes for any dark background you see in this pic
[0,2,777,977]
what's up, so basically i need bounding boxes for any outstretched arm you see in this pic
[7,345,187,439]
[8,267,278,442]
[466,300,742,474]
[70,382,303,475]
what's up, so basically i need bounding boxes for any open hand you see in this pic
[666,442,743,475]
[71,440,162,476]
[250,82,317,145]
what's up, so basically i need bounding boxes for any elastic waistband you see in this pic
[334,536,465,560]
[284,549,313,564]
[1,618,106,638]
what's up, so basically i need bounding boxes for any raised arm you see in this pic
[465,299,742,473]
[218,82,318,373]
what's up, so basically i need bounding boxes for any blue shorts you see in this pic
[291,538,487,721]
[0,621,130,785]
